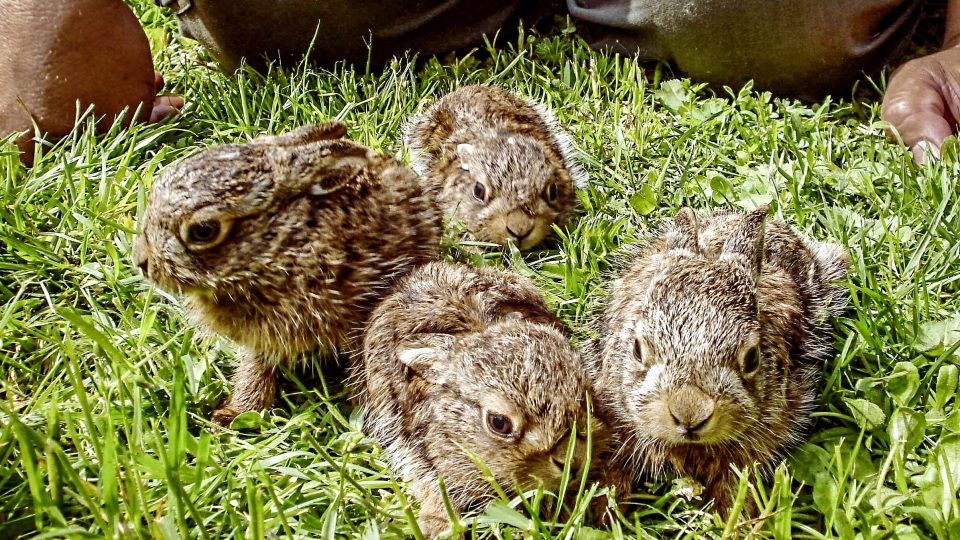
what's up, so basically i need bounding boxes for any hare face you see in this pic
[606,256,767,448]
[395,322,598,500]
[441,137,574,250]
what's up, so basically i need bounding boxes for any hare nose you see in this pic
[667,385,716,436]
[506,223,533,241]
[551,455,581,476]
[132,236,151,277]
[550,431,586,475]
[506,213,534,242]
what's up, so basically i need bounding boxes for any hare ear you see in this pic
[720,205,768,281]
[409,107,455,150]
[273,138,375,196]
[666,207,700,254]
[252,121,348,146]
[455,143,477,171]
[178,147,279,218]
[397,334,457,386]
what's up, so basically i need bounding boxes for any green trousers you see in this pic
[162,0,922,98]
[568,0,923,98]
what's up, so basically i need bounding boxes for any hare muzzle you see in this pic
[551,435,585,472]
[505,211,535,242]
[133,234,151,277]
[666,385,717,440]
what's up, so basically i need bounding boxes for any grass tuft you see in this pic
[2,2,959,538]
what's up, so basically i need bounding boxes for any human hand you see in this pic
[881,46,960,163]
[150,71,184,123]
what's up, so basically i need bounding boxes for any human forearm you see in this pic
[945,0,960,48]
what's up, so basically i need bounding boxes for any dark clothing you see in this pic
[163,0,555,71]
[164,0,922,98]
[568,0,923,98]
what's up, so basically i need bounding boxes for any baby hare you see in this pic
[360,261,605,538]
[594,205,848,514]
[404,85,586,250]
[134,121,440,424]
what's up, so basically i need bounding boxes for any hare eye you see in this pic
[188,221,220,244]
[485,411,513,437]
[741,346,761,376]
[180,218,231,250]
[545,182,558,203]
[473,182,487,202]
[633,338,644,362]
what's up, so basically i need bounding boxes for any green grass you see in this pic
[2,2,960,538]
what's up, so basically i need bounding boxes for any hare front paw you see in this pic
[210,401,244,426]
